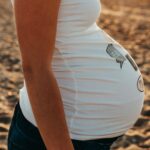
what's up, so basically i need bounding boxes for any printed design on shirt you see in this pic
[137,75,145,92]
[125,54,138,71]
[106,43,127,69]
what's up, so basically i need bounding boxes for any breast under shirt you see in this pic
[13,0,145,140]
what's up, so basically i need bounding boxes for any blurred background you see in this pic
[0,0,150,150]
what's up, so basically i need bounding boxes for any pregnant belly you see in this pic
[52,42,145,132]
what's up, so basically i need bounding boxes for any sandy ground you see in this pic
[0,0,150,150]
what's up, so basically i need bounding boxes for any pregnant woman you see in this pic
[7,0,145,150]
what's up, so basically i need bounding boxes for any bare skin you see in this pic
[12,0,74,149]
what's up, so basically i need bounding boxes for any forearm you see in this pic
[11,0,74,148]
[23,67,74,150]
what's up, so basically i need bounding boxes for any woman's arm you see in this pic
[12,0,74,149]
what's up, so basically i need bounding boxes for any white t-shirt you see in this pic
[14,0,145,140]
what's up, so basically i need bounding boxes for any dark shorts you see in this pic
[7,102,124,150]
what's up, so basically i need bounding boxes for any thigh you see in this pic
[8,123,45,150]
[7,102,47,150]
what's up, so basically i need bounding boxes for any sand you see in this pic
[0,0,150,150]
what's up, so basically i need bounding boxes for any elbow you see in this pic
[22,65,33,74]
[22,63,52,75]
[22,64,54,83]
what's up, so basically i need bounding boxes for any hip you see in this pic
[7,102,124,150]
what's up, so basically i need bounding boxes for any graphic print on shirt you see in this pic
[125,54,138,71]
[137,75,145,92]
[106,43,127,69]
